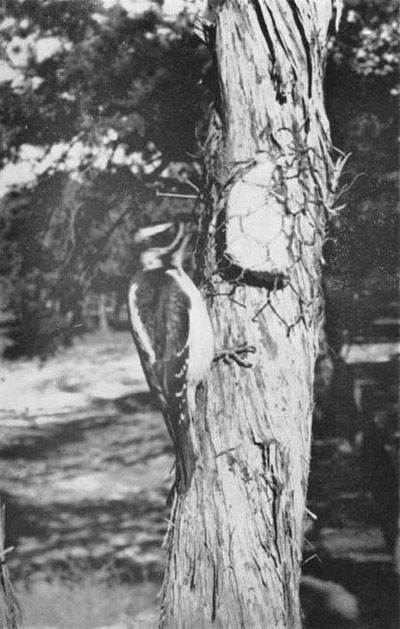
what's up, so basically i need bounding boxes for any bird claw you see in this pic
[214,344,256,368]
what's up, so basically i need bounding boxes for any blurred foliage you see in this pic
[0,0,210,355]
[332,0,399,81]
[323,0,399,347]
[0,164,194,356]
[0,1,212,164]
[0,0,398,356]
[327,0,399,173]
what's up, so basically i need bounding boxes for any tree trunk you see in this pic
[160,1,343,627]
[98,293,109,332]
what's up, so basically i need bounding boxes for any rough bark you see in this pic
[160,1,343,627]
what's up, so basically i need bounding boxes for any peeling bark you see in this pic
[160,2,342,627]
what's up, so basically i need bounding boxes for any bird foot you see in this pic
[214,344,256,368]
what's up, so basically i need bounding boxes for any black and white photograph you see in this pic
[0,0,398,627]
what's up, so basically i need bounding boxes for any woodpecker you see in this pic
[127,221,214,486]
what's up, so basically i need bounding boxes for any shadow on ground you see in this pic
[0,389,173,585]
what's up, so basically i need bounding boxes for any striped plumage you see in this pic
[127,222,214,485]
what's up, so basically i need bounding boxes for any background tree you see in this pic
[160,1,344,627]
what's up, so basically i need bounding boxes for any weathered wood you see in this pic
[160,1,342,627]
[0,505,23,629]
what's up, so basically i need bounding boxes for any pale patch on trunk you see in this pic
[224,157,294,277]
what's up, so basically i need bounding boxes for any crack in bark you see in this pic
[211,556,218,621]
[250,0,286,104]
[253,439,268,477]
[264,4,290,66]
[286,0,313,98]
[190,559,196,591]
[251,0,276,66]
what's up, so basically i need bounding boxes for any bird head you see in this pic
[134,221,192,270]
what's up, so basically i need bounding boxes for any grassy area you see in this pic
[17,574,159,629]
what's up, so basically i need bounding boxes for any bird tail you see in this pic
[164,400,196,490]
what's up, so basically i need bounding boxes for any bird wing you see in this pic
[128,270,191,421]
[154,271,191,425]
[128,269,194,486]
